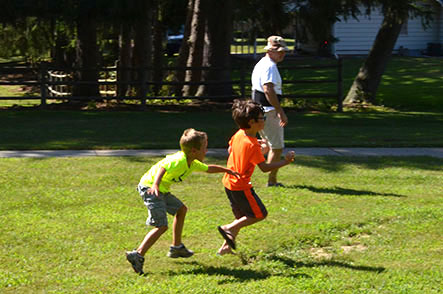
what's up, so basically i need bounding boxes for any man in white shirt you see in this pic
[251,36,290,187]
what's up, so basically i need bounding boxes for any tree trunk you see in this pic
[152,3,165,96]
[182,0,207,97]
[73,16,100,99]
[174,0,195,96]
[344,13,406,104]
[133,0,152,101]
[198,0,233,98]
[53,22,75,68]
[117,22,132,97]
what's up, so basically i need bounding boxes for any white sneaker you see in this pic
[167,244,194,258]
[125,250,145,275]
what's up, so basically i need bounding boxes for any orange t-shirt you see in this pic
[222,129,266,190]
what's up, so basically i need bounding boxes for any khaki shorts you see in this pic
[137,184,184,227]
[259,109,285,149]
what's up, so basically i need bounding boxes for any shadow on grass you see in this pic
[268,255,385,273]
[294,156,443,173]
[166,254,384,284]
[22,154,225,165]
[15,154,443,175]
[167,261,310,284]
[287,185,405,197]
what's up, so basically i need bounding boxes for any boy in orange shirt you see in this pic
[217,99,295,255]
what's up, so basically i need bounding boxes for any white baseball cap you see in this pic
[264,35,290,52]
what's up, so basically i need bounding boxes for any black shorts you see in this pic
[225,187,268,219]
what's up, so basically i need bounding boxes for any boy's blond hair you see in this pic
[180,128,208,154]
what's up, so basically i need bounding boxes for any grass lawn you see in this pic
[275,56,443,112]
[0,85,40,107]
[1,156,442,293]
[1,110,442,150]
[343,57,443,112]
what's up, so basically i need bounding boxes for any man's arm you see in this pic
[263,82,288,127]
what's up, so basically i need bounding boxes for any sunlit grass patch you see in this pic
[1,156,442,293]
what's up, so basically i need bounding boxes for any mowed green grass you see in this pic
[276,56,443,112]
[1,156,442,293]
[1,110,443,150]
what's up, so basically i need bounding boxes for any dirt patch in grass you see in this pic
[341,243,368,254]
[310,247,333,259]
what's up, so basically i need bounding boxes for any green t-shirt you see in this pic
[139,151,209,193]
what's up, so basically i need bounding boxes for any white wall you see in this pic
[333,8,384,55]
[396,13,440,50]
[333,4,442,55]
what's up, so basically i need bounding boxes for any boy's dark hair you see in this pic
[231,99,264,129]
[180,128,208,154]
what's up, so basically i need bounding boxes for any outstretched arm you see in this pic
[257,151,295,172]
[258,139,270,155]
[207,165,240,178]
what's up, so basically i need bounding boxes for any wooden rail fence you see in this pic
[0,56,343,111]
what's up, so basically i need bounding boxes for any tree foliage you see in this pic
[0,0,437,107]
[290,0,362,51]
[234,0,291,36]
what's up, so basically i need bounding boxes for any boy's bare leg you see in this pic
[267,148,282,184]
[222,215,264,237]
[137,226,168,256]
[217,241,234,255]
[172,205,187,246]
[217,216,265,254]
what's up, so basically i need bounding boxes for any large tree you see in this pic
[151,0,187,96]
[72,0,100,98]
[182,0,207,96]
[288,0,433,106]
[234,0,291,37]
[177,0,235,98]
[293,0,359,55]
[197,0,233,97]
[344,0,433,104]
[174,0,195,96]
[0,0,157,100]
[0,1,59,63]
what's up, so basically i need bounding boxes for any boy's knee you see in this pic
[177,205,188,214]
[157,226,168,233]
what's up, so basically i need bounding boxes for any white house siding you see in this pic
[333,4,442,55]
[396,12,440,51]
[333,9,384,55]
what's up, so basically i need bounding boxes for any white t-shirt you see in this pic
[251,55,282,111]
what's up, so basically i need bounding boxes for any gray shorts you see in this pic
[259,109,285,149]
[137,184,184,227]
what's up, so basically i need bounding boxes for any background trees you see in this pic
[0,0,436,106]
[176,0,233,98]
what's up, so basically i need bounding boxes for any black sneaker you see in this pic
[126,250,145,275]
[167,244,194,258]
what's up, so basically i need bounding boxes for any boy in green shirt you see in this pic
[126,128,239,275]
